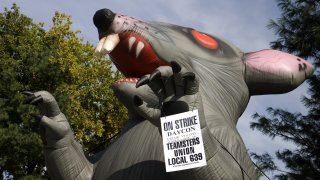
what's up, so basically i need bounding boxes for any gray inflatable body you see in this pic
[24,9,314,180]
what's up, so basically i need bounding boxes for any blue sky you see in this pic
[1,0,309,178]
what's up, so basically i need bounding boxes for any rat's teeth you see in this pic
[95,34,120,56]
[128,37,136,52]
[101,33,120,55]
[95,37,107,55]
[116,78,139,83]
[136,41,144,58]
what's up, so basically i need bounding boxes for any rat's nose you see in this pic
[93,9,115,37]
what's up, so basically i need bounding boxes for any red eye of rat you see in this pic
[192,30,218,49]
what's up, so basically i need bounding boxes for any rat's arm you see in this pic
[244,49,314,95]
[23,91,93,180]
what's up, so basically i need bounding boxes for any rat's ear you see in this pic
[244,49,314,95]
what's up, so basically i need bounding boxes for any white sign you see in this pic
[160,109,206,172]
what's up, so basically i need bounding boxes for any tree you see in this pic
[250,0,320,179]
[44,11,128,151]
[0,4,127,179]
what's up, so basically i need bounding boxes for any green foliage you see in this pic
[0,4,127,178]
[0,4,46,178]
[43,12,128,151]
[250,152,278,178]
[267,0,320,66]
[251,0,320,179]
[251,108,320,179]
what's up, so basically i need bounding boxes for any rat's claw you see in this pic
[149,70,161,82]
[31,113,43,121]
[29,96,44,105]
[24,94,36,104]
[23,91,44,105]
[22,90,61,117]
[171,61,181,73]
[133,95,143,107]
[136,75,149,88]
[182,72,196,80]
[22,91,33,96]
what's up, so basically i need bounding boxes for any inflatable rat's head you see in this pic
[93,8,314,98]
[93,9,242,78]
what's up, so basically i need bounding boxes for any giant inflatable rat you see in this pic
[24,9,314,180]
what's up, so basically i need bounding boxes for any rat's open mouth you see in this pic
[95,31,169,83]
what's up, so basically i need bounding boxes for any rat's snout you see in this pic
[93,8,115,38]
[93,8,120,56]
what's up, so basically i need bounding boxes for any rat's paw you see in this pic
[23,91,61,117]
[133,61,204,126]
